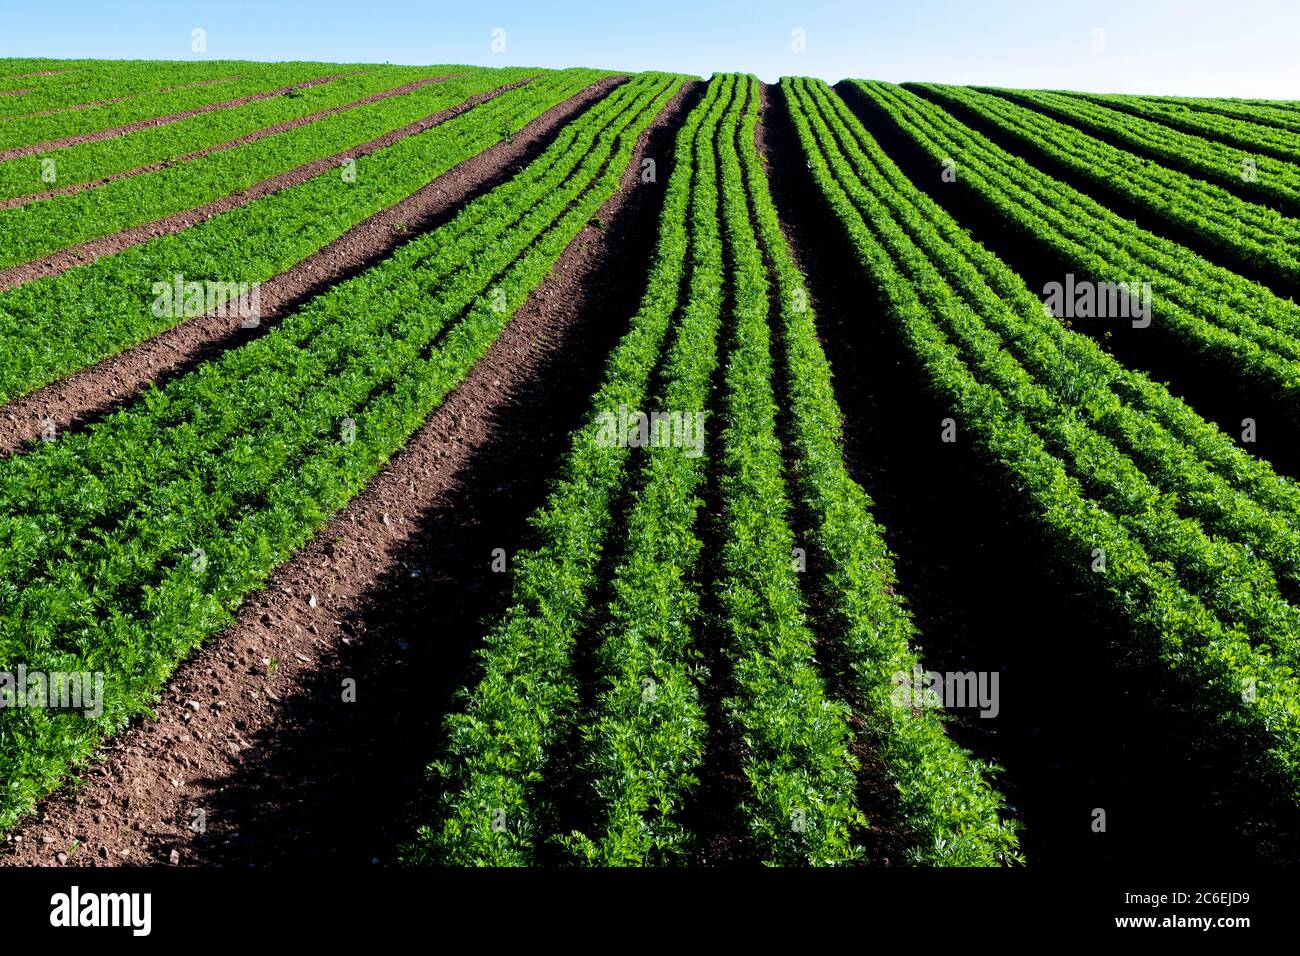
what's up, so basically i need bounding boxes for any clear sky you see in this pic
[2,0,1297,97]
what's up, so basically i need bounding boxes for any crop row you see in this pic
[0,63,351,150]
[787,76,1300,805]
[0,71,684,832]
[557,75,733,866]
[989,87,1300,211]
[738,85,1020,865]
[0,66,444,201]
[0,76,670,608]
[857,81,1300,411]
[708,74,865,864]
[0,66,562,269]
[416,73,716,867]
[0,60,85,80]
[1068,91,1300,165]
[912,83,1300,294]
[566,73,865,867]
[418,73,1020,868]
[0,70,602,406]
[812,80,1300,664]
[1151,95,1300,132]
[826,82,1300,655]
[0,60,307,120]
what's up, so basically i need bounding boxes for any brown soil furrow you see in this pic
[0,76,539,293]
[0,73,345,161]
[0,75,455,213]
[0,89,31,97]
[0,76,623,455]
[0,79,697,867]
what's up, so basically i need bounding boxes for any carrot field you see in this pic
[2,57,1299,871]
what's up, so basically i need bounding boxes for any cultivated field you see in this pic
[1,58,1299,867]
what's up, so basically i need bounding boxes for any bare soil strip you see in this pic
[0,80,697,867]
[0,77,622,455]
[0,73,344,161]
[0,77,537,293]
[0,89,30,97]
[0,75,452,212]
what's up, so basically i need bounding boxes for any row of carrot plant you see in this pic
[738,81,1019,866]
[559,75,734,865]
[0,59,307,119]
[709,74,864,864]
[1070,91,1300,164]
[0,66,443,200]
[0,66,566,268]
[0,70,603,406]
[0,63,347,150]
[989,86,1300,212]
[415,72,1020,867]
[911,83,1300,294]
[786,75,1300,810]
[415,72,718,868]
[0,71,684,832]
[852,81,1300,414]
[1150,94,1300,133]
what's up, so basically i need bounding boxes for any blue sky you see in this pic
[2,0,1297,97]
